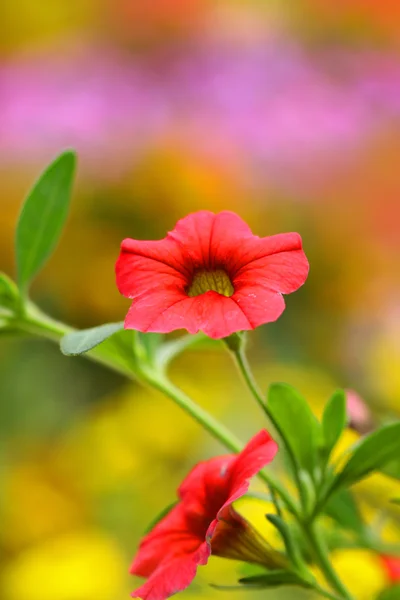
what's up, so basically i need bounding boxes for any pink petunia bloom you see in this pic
[116,210,309,339]
[130,430,283,600]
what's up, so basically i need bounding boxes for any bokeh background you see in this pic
[1,1,400,599]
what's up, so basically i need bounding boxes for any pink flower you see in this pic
[130,430,282,599]
[116,210,309,339]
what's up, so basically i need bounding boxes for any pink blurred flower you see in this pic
[1,39,399,187]
[345,389,375,434]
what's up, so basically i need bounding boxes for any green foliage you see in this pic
[377,585,400,600]
[266,514,308,576]
[381,458,400,481]
[324,489,365,534]
[322,389,347,461]
[329,422,400,495]
[145,501,178,534]
[0,272,19,312]
[212,570,309,591]
[15,150,76,294]
[267,383,320,474]
[239,571,310,588]
[60,322,124,355]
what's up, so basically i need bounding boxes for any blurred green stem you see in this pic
[229,345,306,503]
[12,304,298,516]
[13,306,353,599]
[228,345,353,600]
[304,523,353,600]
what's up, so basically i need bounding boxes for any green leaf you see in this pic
[0,273,19,311]
[324,489,365,534]
[211,570,308,591]
[60,322,124,356]
[377,585,400,600]
[15,150,76,293]
[381,458,400,480]
[266,514,308,576]
[267,383,320,473]
[239,571,310,588]
[322,389,347,459]
[145,501,178,534]
[331,422,400,493]
[391,498,400,505]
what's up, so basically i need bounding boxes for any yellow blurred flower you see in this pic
[1,531,129,600]
[2,457,84,550]
[327,549,388,600]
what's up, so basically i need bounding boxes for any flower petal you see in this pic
[130,504,202,578]
[132,544,210,600]
[232,284,286,328]
[233,233,309,293]
[125,291,254,337]
[222,430,278,509]
[116,238,189,299]
[194,293,253,338]
[178,456,236,526]
[167,211,217,269]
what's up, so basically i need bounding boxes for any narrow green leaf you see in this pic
[322,389,347,459]
[332,422,400,493]
[145,501,178,534]
[240,571,309,587]
[266,514,308,576]
[267,383,320,473]
[15,150,76,293]
[211,570,307,591]
[0,273,19,311]
[60,322,124,356]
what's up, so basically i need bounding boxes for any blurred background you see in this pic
[1,1,400,599]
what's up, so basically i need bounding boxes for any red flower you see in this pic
[116,211,309,339]
[130,430,281,600]
[381,555,400,582]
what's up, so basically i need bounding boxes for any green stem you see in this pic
[230,347,305,498]
[312,582,345,600]
[13,306,298,515]
[303,523,353,600]
[228,345,353,600]
[132,369,299,515]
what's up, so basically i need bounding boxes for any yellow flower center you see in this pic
[187,269,234,298]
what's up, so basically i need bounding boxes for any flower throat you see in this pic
[187,269,234,298]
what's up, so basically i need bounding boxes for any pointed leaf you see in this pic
[322,389,347,459]
[145,501,178,534]
[267,383,320,473]
[0,273,19,311]
[15,150,76,293]
[212,571,308,591]
[240,571,309,587]
[331,422,400,493]
[60,322,124,355]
